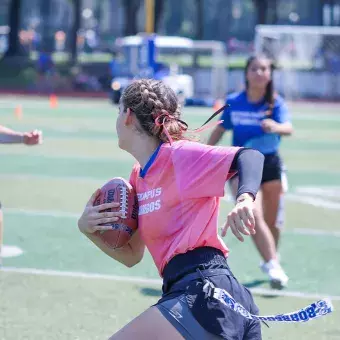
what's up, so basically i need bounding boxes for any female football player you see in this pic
[78,79,264,339]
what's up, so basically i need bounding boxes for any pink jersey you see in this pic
[129,140,240,276]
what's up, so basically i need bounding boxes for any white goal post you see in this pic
[255,25,340,100]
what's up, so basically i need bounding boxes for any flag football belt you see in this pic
[168,268,334,324]
[202,278,334,323]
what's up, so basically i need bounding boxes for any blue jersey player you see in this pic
[208,55,293,289]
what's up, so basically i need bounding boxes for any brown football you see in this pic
[93,177,138,249]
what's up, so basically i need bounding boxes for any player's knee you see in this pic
[253,206,264,222]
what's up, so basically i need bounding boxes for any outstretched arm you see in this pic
[230,148,264,201]
[0,125,42,145]
[222,148,264,241]
[261,100,293,136]
[261,120,293,136]
[206,125,226,145]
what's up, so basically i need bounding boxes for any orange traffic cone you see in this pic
[14,104,23,119]
[49,94,58,108]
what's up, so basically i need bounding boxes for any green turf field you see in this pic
[0,96,339,339]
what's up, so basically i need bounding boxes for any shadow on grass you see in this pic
[140,287,162,297]
[140,279,280,299]
[243,279,285,299]
[243,279,268,289]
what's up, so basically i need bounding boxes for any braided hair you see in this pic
[121,79,188,143]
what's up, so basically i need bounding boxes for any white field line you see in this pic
[0,151,124,162]
[1,266,339,301]
[222,190,340,211]
[294,187,340,199]
[292,115,340,122]
[0,99,111,110]
[0,104,103,110]
[1,99,340,120]
[289,228,340,237]
[0,266,162,286]
[4,208,80,219]
[4,207,340,238]
[286,194,340,210]
[0,173,106,183]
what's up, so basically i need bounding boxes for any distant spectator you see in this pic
[36,48,56,92]
[73,67,101,92]
[37,48,55,76]
[109,51,119,79]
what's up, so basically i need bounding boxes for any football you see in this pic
[93,177,138,249]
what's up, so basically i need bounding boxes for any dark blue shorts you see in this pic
[230,153,282,187]
[262,153,282,184]
[156,268,262,339]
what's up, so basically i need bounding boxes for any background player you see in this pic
[207,55,293,289]
[0,125,42,264]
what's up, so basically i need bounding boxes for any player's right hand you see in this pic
[78,189,123,234]
[221,193,256,242]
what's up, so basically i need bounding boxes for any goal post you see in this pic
[190,40,228,103]
[255,25,340,100]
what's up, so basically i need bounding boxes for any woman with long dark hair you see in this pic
[208,55,293,289]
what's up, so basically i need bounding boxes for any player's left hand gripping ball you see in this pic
[78,177,139,249]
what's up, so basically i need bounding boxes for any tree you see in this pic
[252,0,269,25]
[166,0,184,36]
[4,0,24,57]
[195,0,204,39]
[268,0,278,24]
[70,0,81,65]
[154,0,165,33]
[252,0,279,25]
[122,0,141,36]
[39,0,53,51]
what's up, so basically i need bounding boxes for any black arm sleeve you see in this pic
[230,148,264,200]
